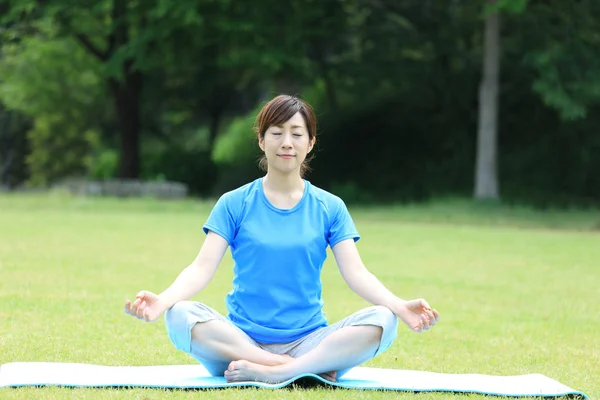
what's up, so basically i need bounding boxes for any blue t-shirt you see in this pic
[202,178,360,344]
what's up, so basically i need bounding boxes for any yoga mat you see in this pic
[0,362,588,398]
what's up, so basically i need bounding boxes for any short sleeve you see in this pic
[327,198,360,248]
[202,194,237,245]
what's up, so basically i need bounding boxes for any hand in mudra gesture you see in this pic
[124,291,168,322]
[397,298,440,333]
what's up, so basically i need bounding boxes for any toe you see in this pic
[224,370,236,382]
[227,361,237,371]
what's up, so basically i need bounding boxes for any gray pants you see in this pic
[164,301,399,377]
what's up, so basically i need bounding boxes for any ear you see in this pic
[258,135,265,151]
[308,136,316,153]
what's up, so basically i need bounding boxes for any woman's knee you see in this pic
[164,301,192,330]
[371,305,398,330]
[369,305,398,355]
[164,301,196,352]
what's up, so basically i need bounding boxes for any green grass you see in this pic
[1,192,598,399]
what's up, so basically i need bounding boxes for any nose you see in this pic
[281,132,293,148]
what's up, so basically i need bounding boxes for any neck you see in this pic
[263,170,304,194]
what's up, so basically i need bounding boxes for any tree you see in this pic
[0,106,30,188]
[474,3,501,200]
[2,0,350,184]
[474,0,527,200]
[3,0,205,178]
[524,0,600,121]
[0,20,105,186]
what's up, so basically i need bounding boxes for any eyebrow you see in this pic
[273,124,305,129]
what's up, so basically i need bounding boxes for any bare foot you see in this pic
[279,354,294,364]
[318,371,337,382]
[224,360,284,383]
[280,354,336,382]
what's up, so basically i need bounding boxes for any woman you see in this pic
[125,95,440,384]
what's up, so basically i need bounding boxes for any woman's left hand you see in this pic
[396,299,440,333]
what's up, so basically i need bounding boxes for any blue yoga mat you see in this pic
[0,362,588,398]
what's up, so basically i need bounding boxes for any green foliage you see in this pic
[0,0,599,206]
[141,143,217,196]
[212,107,262,167]
[26,115,99,186]
[0,32,103,116]
[329,181,375,205]
[518,0,600,121]
[0,107,31,188]
[310,91,476,203]
[1,0,211,179]
[526,44,600,120]
[88,147,119,180]
[0,28,106,185]
[86,138,219,196]
[487,0,528,14]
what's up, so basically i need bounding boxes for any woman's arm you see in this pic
[332,239,439,332]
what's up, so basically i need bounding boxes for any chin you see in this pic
[272,166,300,175]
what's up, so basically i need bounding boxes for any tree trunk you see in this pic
[0,107,12,187]
[208,106,223,150]
[0,109,30,188]
[474,10,500,200]
[109,70,143,179]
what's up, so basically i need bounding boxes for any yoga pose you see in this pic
[125,95,440,383]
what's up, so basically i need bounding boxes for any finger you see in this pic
[125,300,138,317]
[128,301,138,315]
[414,319,424,333]
[130,298,142,316]
[132,300,141,318]
[421,314,430,330]
[420,299,432,312]
[420,311,431,326]
[136,291,147,300]
[132,298,142,309]
[425,309,436,325]
[425,310,439,329]
[424,310,433,324]
[136,301,147,319]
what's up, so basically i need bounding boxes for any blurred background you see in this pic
[0,0,598,208]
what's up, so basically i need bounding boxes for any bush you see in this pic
[26,114,98,186]
[141,144,217,197]
[88,147,119,180]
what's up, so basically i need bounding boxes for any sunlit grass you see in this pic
[1,192,598,399]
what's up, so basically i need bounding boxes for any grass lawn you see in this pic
[0,193,598,399]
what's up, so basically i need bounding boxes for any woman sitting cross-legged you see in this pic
[125,94,440,383]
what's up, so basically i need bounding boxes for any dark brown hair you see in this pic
[254,95,317,177]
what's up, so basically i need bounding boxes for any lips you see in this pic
[278,154,295,158]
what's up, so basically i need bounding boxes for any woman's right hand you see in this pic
[125,290,168,322]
